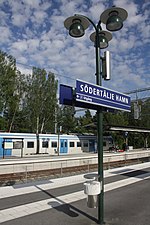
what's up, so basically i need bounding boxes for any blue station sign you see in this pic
[76,80,131,112]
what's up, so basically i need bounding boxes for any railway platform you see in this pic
[0,162,150,225]
[0,149,150,186]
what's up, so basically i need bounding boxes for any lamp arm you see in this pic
[97,20,102,31]
[74,14,102,31]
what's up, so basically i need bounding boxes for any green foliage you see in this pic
[0,50,22,131]
[0,50,58,133]
[104,111,129,127]
[75,109,94,134]
[24,67,58,134]
[58,106,77,133]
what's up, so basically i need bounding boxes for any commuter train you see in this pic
[0,132,114,157]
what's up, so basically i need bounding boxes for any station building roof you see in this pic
[108,125,150,133]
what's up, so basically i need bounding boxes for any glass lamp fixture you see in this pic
[69,19,85,37]
[99,35,108,49]
[64,15,90,38]
[90,30,112,49]
[100,7,128,31]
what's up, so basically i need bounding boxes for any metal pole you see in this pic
[95,28,104,224]
[3,140,5,159]
[57,126,60,156]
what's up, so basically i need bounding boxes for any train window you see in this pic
[42,141,48,148]
[27,142,34,148]
[3,142,13,149]
[51,141,57,148]
[64,141,67,148]
[83,142,88,147]
[13,141,23,149]
[77,142,81,147]
[70,142,74,147]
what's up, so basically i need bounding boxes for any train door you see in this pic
[0,138,12,157]
[0,138,3,157]
[60,139,68,153]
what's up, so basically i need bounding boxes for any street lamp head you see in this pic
[69,19,85,37]
[64,15,90,38]
[106,11,123,31]
[90,30,112,49]
[99,35,108,49]
[100,7,128,31]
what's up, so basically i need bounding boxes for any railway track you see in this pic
[0,157,149,186]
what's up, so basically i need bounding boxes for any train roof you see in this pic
[0,132,96,138]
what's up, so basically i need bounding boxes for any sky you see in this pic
[0,0,149,100]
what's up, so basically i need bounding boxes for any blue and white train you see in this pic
[0,132,114,157]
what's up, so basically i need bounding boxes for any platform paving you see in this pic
[0,162,149,224]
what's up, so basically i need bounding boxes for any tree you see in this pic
[76,109,94,134]
[0,50,22,131]
[59,106,77,133]
[22,67,58,153]
[24,67,58,134]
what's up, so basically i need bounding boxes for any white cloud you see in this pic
[11,40,28,53]
[0,10,9,26]
[11,13,29,27]
[89,2,106,21]
[0,0,149,97]
[23,0,42,8]
[0,26,12,43]
[59,1,83,17]
[31,10,48,25]
[27,39,40,53]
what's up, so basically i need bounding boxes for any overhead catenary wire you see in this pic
[16,61,76,81]
[16,61,150,101]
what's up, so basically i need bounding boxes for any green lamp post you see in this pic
[64,6,128,224]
